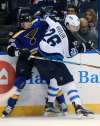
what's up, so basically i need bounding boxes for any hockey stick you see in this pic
[29,55,100,69]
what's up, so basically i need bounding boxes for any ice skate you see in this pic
[44,102,61,117]
[1,106,13,118]
[73,102,94,118]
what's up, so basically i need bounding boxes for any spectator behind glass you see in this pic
[67,4,78,15]
[84,8,98,38]
[79,18,98,50]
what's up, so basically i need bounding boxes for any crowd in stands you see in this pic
[0,0,98,51]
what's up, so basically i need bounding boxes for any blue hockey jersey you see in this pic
[8,18,49,51]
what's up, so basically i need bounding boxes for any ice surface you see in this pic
[0,114,100,126]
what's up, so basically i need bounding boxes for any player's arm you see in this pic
[45,17,56,27]
[7,39,31,60]
[32,17,49,30]
[6,30,23,57]
[7,38,19,57]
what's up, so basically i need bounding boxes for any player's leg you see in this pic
[2,58,33,117]
[44,78,60,116]
[44,78,68,116]
[56,62,94,117]
[34,60,63,116]
[61,81,94,116]
[35,60,67,116]
[56,89,68,115]
[2,76,26,117]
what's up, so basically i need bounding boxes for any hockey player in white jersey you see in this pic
[37,15,94,117]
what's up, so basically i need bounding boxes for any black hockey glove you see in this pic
[19,48,31,60]
[7,46,17,57]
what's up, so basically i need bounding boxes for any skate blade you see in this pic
[1,114,7,118]
[76,113,95,119]
[58,112,68,116]
[44,112,62,117]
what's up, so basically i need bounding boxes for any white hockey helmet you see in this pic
[65,15,80,31]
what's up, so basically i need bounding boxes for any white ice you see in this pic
[0,114,100,126]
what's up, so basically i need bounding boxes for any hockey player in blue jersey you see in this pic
[1,12,48,117]
[2,12,67,117]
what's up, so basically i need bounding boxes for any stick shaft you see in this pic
[30,55,100,69]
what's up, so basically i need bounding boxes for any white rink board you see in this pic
[0,53,100,106]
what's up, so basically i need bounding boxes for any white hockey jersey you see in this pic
[39,17,83,60]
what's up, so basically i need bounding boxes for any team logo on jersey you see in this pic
[0,61,15,94]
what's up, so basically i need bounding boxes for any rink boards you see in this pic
[0,52,100,116]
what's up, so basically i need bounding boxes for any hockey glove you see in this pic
[7,46,18,57]
[19,48,31,59]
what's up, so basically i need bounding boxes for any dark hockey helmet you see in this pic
[19,12,32,22]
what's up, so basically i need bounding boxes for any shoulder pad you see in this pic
[12,30,25,38]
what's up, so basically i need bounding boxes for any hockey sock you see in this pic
[56,90,67,112]
[61,81,82,105]
[7,76,26,109]
[47,78,59,103]
[2,86,20,116]
[56,90,66,104]
[7,94,20,108]
[3,76,26,116]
